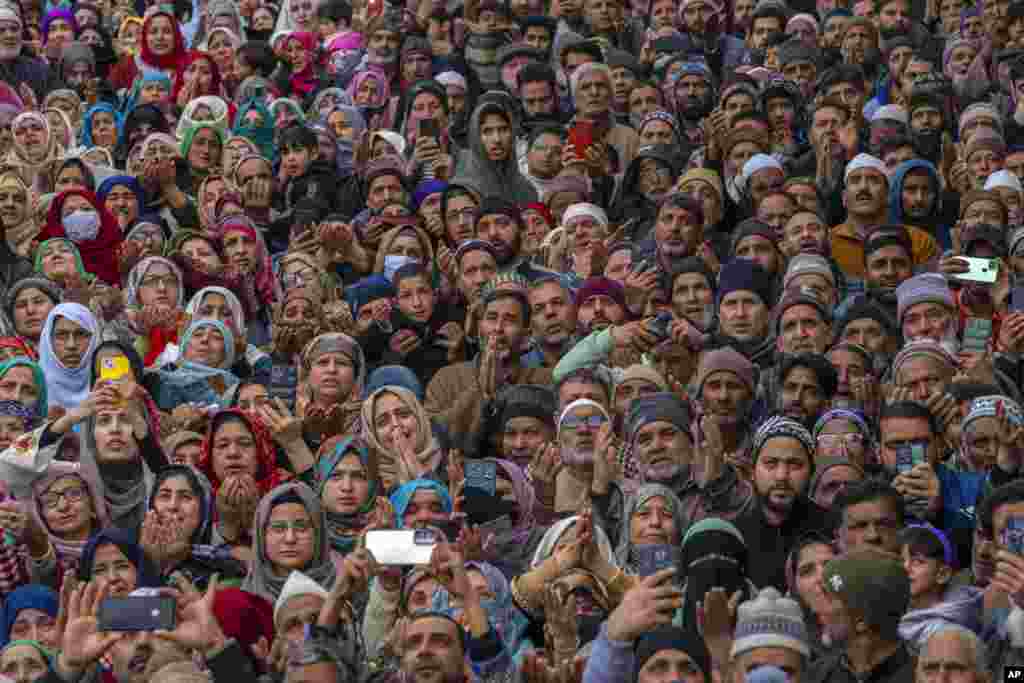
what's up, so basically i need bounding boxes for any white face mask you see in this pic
[62,209,101,242]
[383,254,419,281]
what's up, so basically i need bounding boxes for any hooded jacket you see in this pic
[611,144,680,242]
[454,101,538,204]
[887,159,951,249]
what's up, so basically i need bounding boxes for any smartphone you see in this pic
[951,257,1000,284]
[1004,516,1024,555]
[418,118,440,142]
[896,443,926,474]
[99,355,131,383]
[962,317,993,353]
[1010,286,1024,313]
[632,544,681,578]
[464,460,497,497]
[98,596,176,632]
[364,529,437,565]
[568,121,595,157]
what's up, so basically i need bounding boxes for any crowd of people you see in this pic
[0,0,1022,681]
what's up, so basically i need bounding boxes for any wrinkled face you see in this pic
[559,402,608,460]
[655,204,701,258]
[183,324,226,368]
[146,15,175,56]
[901,301,953,345]
[629,85,661,120]
[529,280,576,347]
[756,193,795,235]
[13,117,48,160]
[40,474,94,541]
[719,290,769,342]
[634,421,692,482]
[265,502,316,575]
[212,418,259,481]
[576,70,612,118]
[916,630,984,683]
[401,616,464,683]
[0,19,23,58]
[778,304,830,356]
[968,149,1003,188]
[367,174,405,211]
[895,354,952,402]
[681,0,715,32]
[961,198,1004,228]
[782,211,827,256]
[152,473,202,541]
[308,350,356,402]
[749,16,782,48]
[0,366,40,408]
[700,370,752,424]
[754,436,811,514]
[277,593,325,645]
[629,495,679,545]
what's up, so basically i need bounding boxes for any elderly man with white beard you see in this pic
[0,5,56,100]
[590,392,752,549]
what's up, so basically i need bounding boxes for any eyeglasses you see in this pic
[267,519,315,536]
[41,485,86,509]
[816,433,864,448]
[562,414,607,430]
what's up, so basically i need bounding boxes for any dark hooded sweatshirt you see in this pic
[887,159,955,250]
[453,101,538,204]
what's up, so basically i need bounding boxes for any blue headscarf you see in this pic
[413,179,448,211]
[80,103,123,149]
[364,365,424,400]
[97,175,145,208]
[155,319,240,410]
[0,358,48,419]
[0,585,58,648]
[390,479,452,528]
[78,527,162,588]
[316,436,379,554]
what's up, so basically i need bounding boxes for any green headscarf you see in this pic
[179,123,227,176]
[32,239,93,283]
[0,358,49,418]
[1,639,55,666]
[233,99,276,160]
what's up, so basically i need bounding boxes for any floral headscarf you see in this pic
[198,408,285,496]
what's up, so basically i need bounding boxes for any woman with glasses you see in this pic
[244,482,339,603]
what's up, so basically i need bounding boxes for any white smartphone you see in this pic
[951,257,1000,284]
[364,529,437,566]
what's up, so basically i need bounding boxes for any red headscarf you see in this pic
[220,218,280,309]
[39,189,123,285]
[198,409,286,496]
[284,32,320,98]
[172,50,224,103]
[0,336,36,360]
[212,588,274,664]
[139,9,188,72]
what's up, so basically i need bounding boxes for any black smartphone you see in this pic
[1004,516,1024,555]
[632,545,681,578]
[418,118,440,141]
[98,596,177,632]
[1011,286,1024,313]
[464,460,497,497]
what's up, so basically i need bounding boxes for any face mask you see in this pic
[62,209,101,241]
[383,254,418,281]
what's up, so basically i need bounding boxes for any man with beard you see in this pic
[747,2,788,50]
[474,197,554,282]
[888,160,949,248]
[400,607,506,683]
[670,258,717,332]
[907,89,951,170]
[733,416,832,590]
[895,272,957,348]
[524,275,578,368]
[808,552,914,683]
[522,126,566,197]
[607,50,642,124]
[453,240,498,313]
[836,225,913,325]
[777,353,838,428]
[671,63,716,147]
[521,15,557,59]
[692,346,762,473]
[426,289,551,437]
[711,259,777,368]
[611,145,681,240]
[677,0,748,75]
[576,276,628,337]
[947,224,1008,333]
[783,254,840,310]
[0,5,55,99]
[832,154,940,288]
[487,384,557,468]
[646,193,705,272]
[517,63,562,127]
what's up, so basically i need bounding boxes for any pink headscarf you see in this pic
[285,32,320,97]
[220,217,280,309]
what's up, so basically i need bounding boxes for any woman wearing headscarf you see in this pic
[0,358,47,419]
[346,70,392,131]
[154,318,240,411]
[180,122,226,189]
[204,26,240,96]
[37,188,121,285]
[269,98,307,137]
[389,478,453,528]
[115,104,170,167]
[80,102,122,152]
[6,113,62,191]
[0,638,54,682]
[143,464,247,588]
[77,526,161,594]
[279,32,320,100]
[361,385,444,490]
[175,95,231,141]
[612,484,687,572]
[0,338,35,362]
[41,8,78,63]
[32,239,94,289]
[51,157,98,195]
[37,303,100,412]
[315,436,388,556]
[136,132,203,235]
[466,458,545,579]
[297,333,365,447]
[243,482,340,603]
[323,105,366,178]
[219,216,279,345]
[0,585,59,650]
[677,518,755,632]
[122,255,186,367]
[0,171,40,273]
[96,175,146,234]
[108,6,189,91]
[173,52,226,110]
[233,100,276,160]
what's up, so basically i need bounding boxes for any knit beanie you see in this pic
[751,415,815,465]
[626,392,693,445]
[822,550,910,636]
[695,347,757,397]
[618,364,669,393]
[730,587,810,659]
[718,259,774,308]
[783,254,836,291]
[731,219,777,257]
[895,273,953,324]
[958,101,1003,138]
[890,339,957,381]
[835,298,898,339]
[576,276,627,310]
[964,129,1007,161]
[863,224,913,262]
[961,395,1024,433]
[773,290,832,336]
[637,627,711,683]
[958,190,1007,222]
[454,239,500,265]
[724,128,770,156]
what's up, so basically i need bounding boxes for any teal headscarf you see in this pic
[33,238,93,283]
[122,69,172,114]
[233,99,276,160]
[316,436,379,555]
[0,358,48,418]
[180,123,226,165]
[80,103,123,149]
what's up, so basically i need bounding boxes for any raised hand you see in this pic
[258,397,304,447]
[528,442,560,507]
[155,573,226,655]
[58,581,124,678]
[605,568,682,642]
